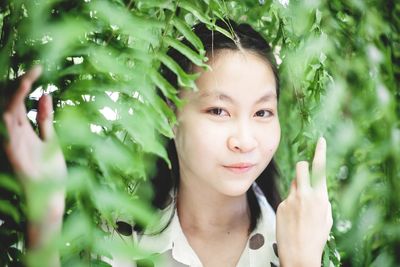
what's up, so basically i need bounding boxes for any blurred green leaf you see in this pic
[0,200,20,223]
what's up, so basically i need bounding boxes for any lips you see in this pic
[223,163,256,173]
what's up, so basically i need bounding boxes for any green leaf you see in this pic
[0,200,20,223]
[137,0,175,11]
[177,0,236,42]
[322,244,330,267]
[39,18,92,65]
[57,106,96,147]
[90,1,163,46]
[152,94,176,139]
[90,259,112,267]
[0,174,21,194]
[119,103,170,165]
[93,135,146,180]
[172,17,205,55]
[149,67,182,108]
[155,51,200,89]
[163,36,209,69]
[178,1,212,25]
[92,187,156,226]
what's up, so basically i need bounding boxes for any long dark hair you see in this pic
[151,19,282,233]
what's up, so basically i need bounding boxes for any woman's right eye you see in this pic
[206,108,229,117]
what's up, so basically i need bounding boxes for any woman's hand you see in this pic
[3,66,67,184]
[2,66,66,256]
[276,137,333,267]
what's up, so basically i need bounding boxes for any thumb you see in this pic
[37,94,55,141]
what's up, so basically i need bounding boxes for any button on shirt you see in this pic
[106,183,280,267]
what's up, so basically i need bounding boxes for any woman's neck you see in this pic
[176,179,250,235]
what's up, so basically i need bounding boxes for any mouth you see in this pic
[223,163,256,174]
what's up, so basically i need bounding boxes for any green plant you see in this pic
[0,0,399,266]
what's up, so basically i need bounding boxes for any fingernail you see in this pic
[32,65,42,75]
[28,65,43,79]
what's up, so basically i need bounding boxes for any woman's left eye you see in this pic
[255,110,273,118]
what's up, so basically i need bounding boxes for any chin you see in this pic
[218,180,255,197]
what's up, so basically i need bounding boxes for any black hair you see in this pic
[151,19,282,233]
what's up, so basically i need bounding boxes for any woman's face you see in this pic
[173,50,281,197]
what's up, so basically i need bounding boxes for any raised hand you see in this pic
[2,67,66,257]
[3,66,67,184]
[276,137,333,267]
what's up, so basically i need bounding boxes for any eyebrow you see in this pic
[199,91,277,104]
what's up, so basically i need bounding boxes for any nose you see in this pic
[227,121,257,153]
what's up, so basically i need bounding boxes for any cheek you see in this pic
[175,120,224,159]
[259,123,281,155]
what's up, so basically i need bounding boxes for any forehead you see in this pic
[182,49,277,102]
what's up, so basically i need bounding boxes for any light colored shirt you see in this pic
[105,183,280,267]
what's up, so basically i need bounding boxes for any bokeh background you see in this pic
[0,0,399,266]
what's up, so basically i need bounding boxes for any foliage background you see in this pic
[0,0,399,266]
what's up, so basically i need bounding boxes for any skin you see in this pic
[277,144,333,267]
[3,51,332,267]
[175,50,281,266]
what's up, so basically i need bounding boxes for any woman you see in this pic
[2,19,332,267]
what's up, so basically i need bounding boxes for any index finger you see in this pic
[311,136,327,194]
[7,65,42,113]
